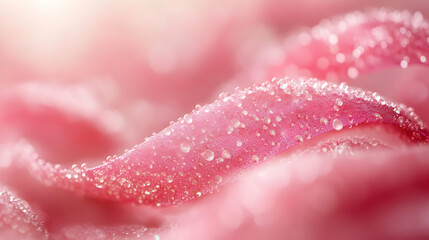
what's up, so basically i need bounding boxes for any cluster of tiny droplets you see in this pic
[59,224,159,240]
[285,9,429,81]
[0,190,48,239]
[307,136,389,156]
[23,76,429,207]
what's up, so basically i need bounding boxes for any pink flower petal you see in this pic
[0,189,48,240]
[25,78,428,206]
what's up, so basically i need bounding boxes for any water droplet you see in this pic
[231,119,241,128]
[328,34,339,45]
[305,93,313,101]
[372,92,381,101]
[347,67,359,79]
[420,55,427,63]
[332,119,343,131]
[335,98,343,106]
[252,155,259,162]
[227,125,234,134]
[373,113,383,120]
[400,59,408,69]
[180,142,191,153]
[336,53,346,63]
[269,129,276,136]
[166,175,174,183]
[394,107,401,114]
[320,118,328,125]
[276,116,282,122]
[222,150,231,159]
[264,117,271,124]
[215,175,223,184]
[295,135,304,143]
[236,140,243,147]
[196,191,202,197]
[201,149,214,161]
[352,46,364,58]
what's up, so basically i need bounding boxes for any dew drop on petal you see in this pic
[374,113,383,120]
[215,175,223,184]
[186,117,193,124]
[332,119,343,131]
[201,149,214,161]
[347,67,359,79]
[295,135,304,143]
[400,59,408,69]
[166,175,174,183]
[231,119,241,128]
[336,53,346,63]
[236,140,243,147]
[180,142,191,153]
[222,150,231,159]
[328,34,339,45]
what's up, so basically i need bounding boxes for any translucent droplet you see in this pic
[186,117,193,124]
[400,60,408,69]
[336,53,346,63]
[252,155,259,163]
[180,142,191,153]
[335,98,343,106]
[276,116,282,122]
[332,119,343,131]
[236,140,243,147]
[222,150,231,159]
[394,108,401,114]
[166,175,174,183]
[231,119,241,128]
[320,118,328,125]
[201,149,214,161]
[264,117,271,124]
[372,92,381,101]
[269,129,276,136]
[215,175,223,184]
[295,135,304,143]
[196,192,202,197]
[373,113,383,120]
[328,34,339,45]
[347,67,359,79]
